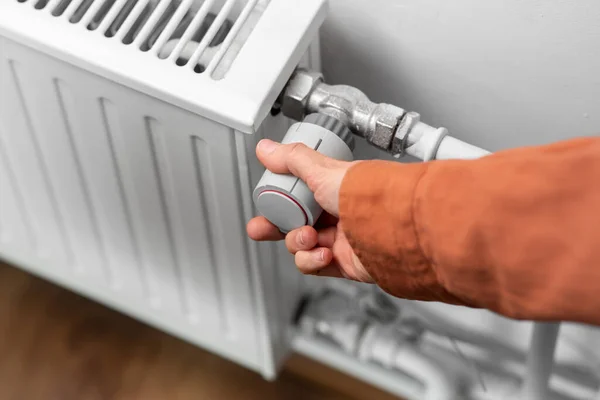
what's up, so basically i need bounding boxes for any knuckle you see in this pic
[304,171,322,191]
[287,142,307,158]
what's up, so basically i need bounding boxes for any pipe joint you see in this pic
[281,69,407,152]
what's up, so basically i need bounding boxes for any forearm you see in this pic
[339,137,600,325]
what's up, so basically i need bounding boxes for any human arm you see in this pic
[339,136,600,325]
[247,136,600,325]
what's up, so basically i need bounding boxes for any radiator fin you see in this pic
[145,116,190,316]
[54,79,113,284]
[189,136,226,328]
[18,0,269,78]
[0,135,36,251]
[3,60,72,265]
[97,98,151,298]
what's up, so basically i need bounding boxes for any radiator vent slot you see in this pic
[19,0,269,79]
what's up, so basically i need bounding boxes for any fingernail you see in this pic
[258,139,278,155]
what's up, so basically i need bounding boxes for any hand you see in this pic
[246,139,373,283]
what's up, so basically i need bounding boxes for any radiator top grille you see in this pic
[3,0,327,133]
[16,0,268,80]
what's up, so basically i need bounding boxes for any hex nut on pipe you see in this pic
[392,111,420,157]
[367,104,405,150]
[281,70,324,121]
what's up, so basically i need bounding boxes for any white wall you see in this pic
[319,0,600,392]
[321,0,600,153]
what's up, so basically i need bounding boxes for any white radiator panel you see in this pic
[0,0,324,381]
[0,35,279,372]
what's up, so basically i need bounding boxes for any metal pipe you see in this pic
[280,69,490,161]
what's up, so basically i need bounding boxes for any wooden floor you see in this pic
[0,261,399,400]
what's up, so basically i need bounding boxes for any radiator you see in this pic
[0,0,327,379]
[1,2,596,400]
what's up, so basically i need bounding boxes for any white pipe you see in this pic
[393,345,458,400]
[404,121,490,161]
[522,322,561,400]
[293,335,426,400]
[436,135,491,160]
[357,321,459,400]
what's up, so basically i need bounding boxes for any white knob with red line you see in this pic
[253,114,355,233]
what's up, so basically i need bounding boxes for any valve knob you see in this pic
[253,114,354,233]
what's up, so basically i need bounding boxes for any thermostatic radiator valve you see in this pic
[253,69,489,232]
[253,113,354,233]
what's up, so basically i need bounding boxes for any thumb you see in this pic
[256,139,334,188]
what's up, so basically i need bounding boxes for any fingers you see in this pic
[294,249,346,279]
[247,214,337,247]
[246,217,285,241]
[316,226,337,248]
[294,247,333,274]
[285,225,337,253]
[256,139,337,187]
[247,213,355,282]
[285,226,318,254]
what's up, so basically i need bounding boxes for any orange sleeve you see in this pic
[339,137,600,325]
